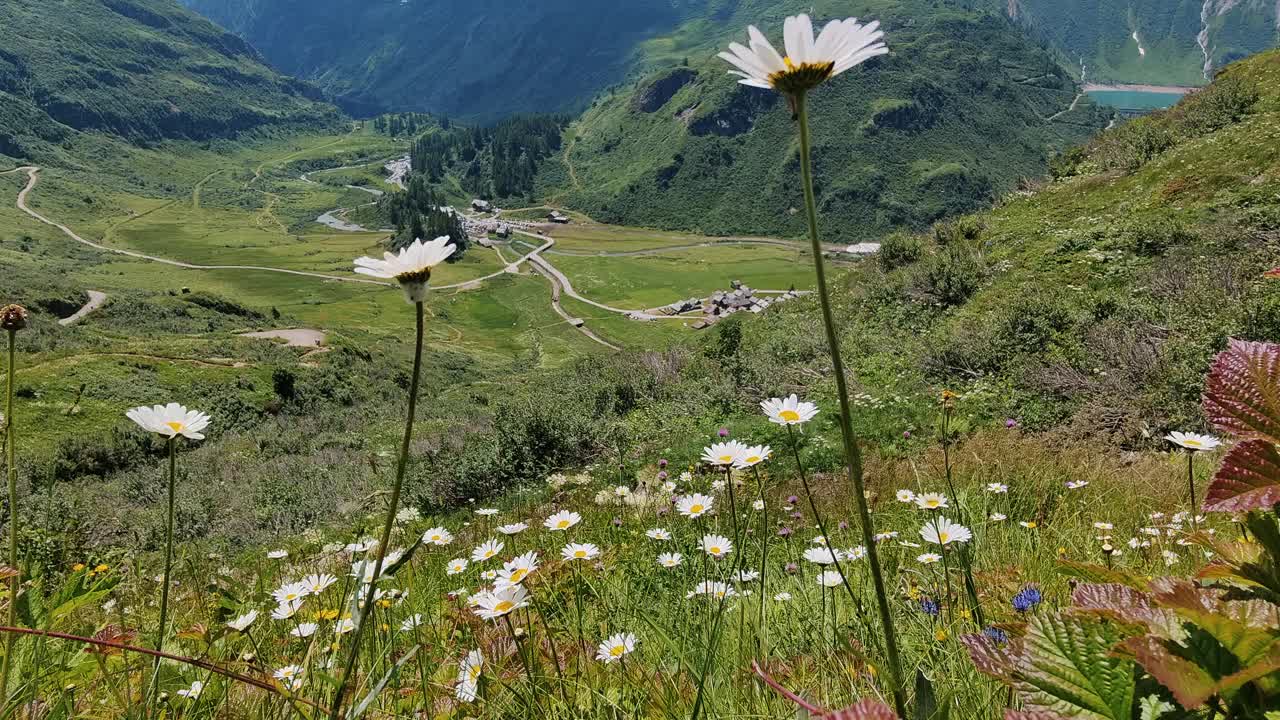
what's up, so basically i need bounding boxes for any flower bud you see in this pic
[0,304,28,332]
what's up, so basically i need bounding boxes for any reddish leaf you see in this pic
[1120,635,1216,709]
[1266,267,1280,279]
[1202,339,1280,445]
[962,632,1021,681]
[1004,712,1071,720]
[1070,584,1179,636]
[1204,439,1280,513]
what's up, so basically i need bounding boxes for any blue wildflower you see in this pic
[919,597,940,617]
[1012,586,1042,613]
[983,626,1009,644]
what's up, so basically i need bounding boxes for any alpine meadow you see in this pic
[2,0,1280,718]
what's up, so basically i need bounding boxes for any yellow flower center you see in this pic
[710,546,722,554]
[493,601,514,613]
[779,409,801,422]
[926,500,939,508]
[468,667,481,681]
[574,550,587,558]
[557,520,570,528]
[509,569,527,582]
[939,532,950,543]
[719,455,734,463]
[689,504,704,514]
[1184,439,1202,447]
[166,421,185,433]
[609,645,625,657]
[746,456,760,464]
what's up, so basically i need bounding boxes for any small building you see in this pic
[495,224,512,239]
[548,211,571,224]
[472,199,492,212]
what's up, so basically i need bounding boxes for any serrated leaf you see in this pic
[1138,695,1174,720]
[1149,578,1280,666]
[1121,635,1217,709]
[961,632,1021,681]
[1004,712,1071,720]
[1016,613,1135,720]
[1204,440,1280,513]
[1070,584,1181,638]
[1203,339,1280,445]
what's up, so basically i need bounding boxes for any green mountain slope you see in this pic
[994,0,1279,86]
[0,0,340,161]
[542,8,1108,241]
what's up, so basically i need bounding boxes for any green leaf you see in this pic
[347,645,418,719]
[1138,695,1174,720]
[1120,635,1217,709]
[1150,578,1280,666]
[1015,613,1135,720]
[1204,440,1280,514]
[914,669,940,720]
[1203,340,1280,446]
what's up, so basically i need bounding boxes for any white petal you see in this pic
[746,26,786,74]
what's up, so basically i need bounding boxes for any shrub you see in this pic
[916,242,985,307]
[877,231,923,271]
[1119,217,1198,257]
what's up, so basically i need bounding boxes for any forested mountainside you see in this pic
[0,0,340,162]
[993,0,1278,86]
[540,10,1108,241]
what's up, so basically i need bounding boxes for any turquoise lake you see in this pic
[1086,90,1187,112]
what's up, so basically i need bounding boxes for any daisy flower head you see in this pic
[475,508,499,517]
[920,517,972,546]
[657,552,683,568]
[422,527,454,546]
[227,610,258,632]
[719,14,888,97]
[774,592,793,601]
[266,549,288,560]
[497,522,528,536]
[596,632,638,663]
[702,440,748,467]
[497,551,539,585]
[1165,431,1221,453]
[985,483,1008,494]
[989,512,1007,522]
[545,510,581,531]
[760,394,819,425]
[803,546,838,565]
[472,584,530,620]
[676,493,714,519]
[646,527,672,541]
[917,553,942,565]
[841,545,867,561]
[273,664,305,691]
[272,581,311,606]
[1065,480,1089,490]
[561,543,601,562]
[401,614,424,632]
[291,622,318,638]
[446,558,469,575]
[915,492,948,511]
[301,573,337,595]
[470,539,504,563]
[354,236,456,302]
[895,489,916,503]
[816,570,843,588]
[752,499,765,511]
[177,680,204,699]
[456,649,483,702]
[126,403,210,440]
[734,444,772,469]
[701,534,733,558]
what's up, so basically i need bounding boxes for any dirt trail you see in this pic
[239,328,326,347]
[59,290,108,326]
[13,166,392,287]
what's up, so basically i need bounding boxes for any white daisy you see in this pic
[701,441,748,467]
[657,552,683,568]
[1165,431,1221,452]
[422,527,454,546]
[455,649,483,702]
[719,14,888,95]
[917,553,942,564]
[595,632,638,663]
[177,680,204,699]
[816,570,843,588]
[759,394,819,425]
[226,610,258,632]
[920,517,972,546]
[291,622,318,638]
[561,543,600,562]
[915,492,948,510]
[985,483,1008,494]
[301,573,337,595]
[472,585,530,620]
[646,528,672,541]
[544,510,581,531]
[125,403,211,440]
[470,539,504,562]
[701,534,733,558]
[354,236,456,302]
[497,522,528,535]
[676,493,714,519]
[446,558,469,575]
[273,664,304,691]
[734,444,772,469]
[895,489,916,503]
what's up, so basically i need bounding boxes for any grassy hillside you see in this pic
[544,7,1108,241]
[994,0,1279,86]
[0,0,340,162]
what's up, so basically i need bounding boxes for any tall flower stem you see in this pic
[751,466,768,656]
[1186,452,1198,530]
[793,91,906,718]
[1,328,16,694]
[330,300,425,720]
[147,435,178,709]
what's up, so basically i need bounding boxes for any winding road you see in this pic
[58,290,108,326]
